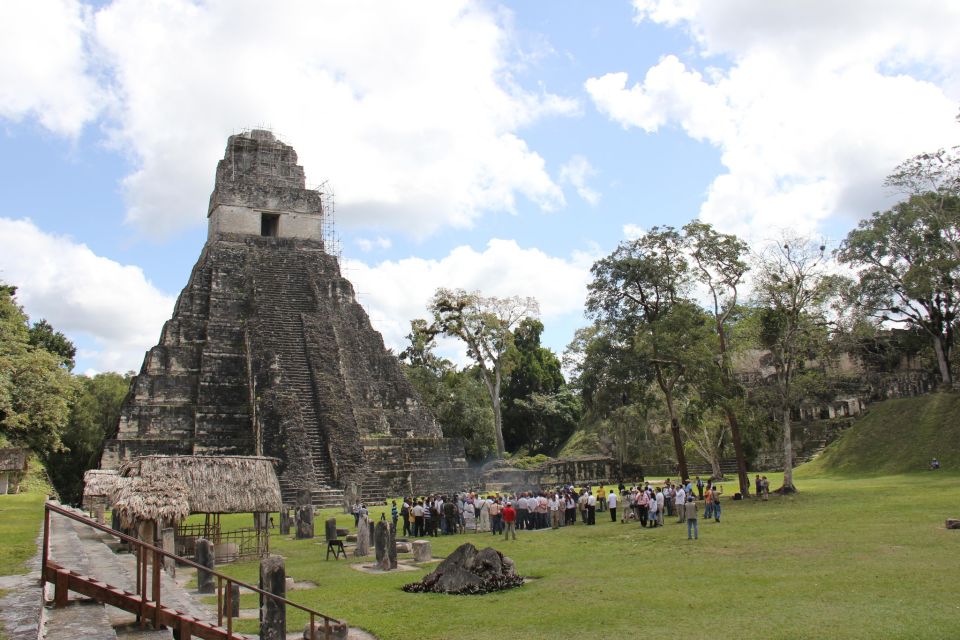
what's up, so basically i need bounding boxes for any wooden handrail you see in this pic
[43,501,342,637]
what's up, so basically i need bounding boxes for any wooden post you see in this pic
[152,548,161,629]
[222,582,240,618]
[41,506,50,587]
[259,555,286,640]
[54,568,69,608]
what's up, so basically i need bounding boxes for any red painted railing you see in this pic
[42,501,343,639]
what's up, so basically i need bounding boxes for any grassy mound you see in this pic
[799,392,960,476]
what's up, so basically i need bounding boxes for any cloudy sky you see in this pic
[1,0,959,374]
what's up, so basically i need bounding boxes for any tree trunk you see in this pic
[933,335,952,385]
[723,405,750,496]
[709,456,723,480]
[717,325,750,496]
[479,367,506,458]
[492,393,505,458]
[663,392,688,480]
[780,404,797,493]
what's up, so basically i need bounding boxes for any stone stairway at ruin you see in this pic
[254,251,344,508]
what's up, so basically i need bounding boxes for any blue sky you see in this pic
[1,0,959,374]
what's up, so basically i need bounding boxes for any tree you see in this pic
[399,319,497,459]
[753,238,839,493]
[501,318,570,453]
[565,322,659,472]
[428,289,538,458]
[45,372,130,504]
[683,220,752,495]
[29,319,77,371]
[885,146,960,260]
[0,285,78,456]
[586,228,695,479]
[682,402,728,481]
[837,193,960,385]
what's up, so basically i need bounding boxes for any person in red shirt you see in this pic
[502,502,517,540]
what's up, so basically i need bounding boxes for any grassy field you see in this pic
[4,394,960,639]
[0,458,51,576]
[200,470,960,640]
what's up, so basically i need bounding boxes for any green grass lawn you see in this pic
[201,471,960,640]
[0,458,51,576]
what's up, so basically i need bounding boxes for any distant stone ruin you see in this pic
[102,130,469,506]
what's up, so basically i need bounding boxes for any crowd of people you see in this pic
[365,475,735,542]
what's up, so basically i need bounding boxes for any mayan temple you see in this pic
[102,129,468,506]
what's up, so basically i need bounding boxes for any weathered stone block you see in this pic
[196,538,215,594]
[412,540,432,563]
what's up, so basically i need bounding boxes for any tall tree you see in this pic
[399,319,496,459]
[586,228,694,479]
[0,285,78,456]
[428,289,538,458]
[885,146,960,259]
[501,318,569,453]
[45,372,130,504]
[29,319,77,371]
[753,238,838,493]
[683,221,752,495]
[838,192,960,385]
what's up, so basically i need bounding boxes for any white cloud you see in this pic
[622,223,646,240]
[0,0,101,135]
[1,1,577,239]
[354,236,392,253]
[343,238,597,361]
[559,155,601,206]
[0,218,175,372]
[589,1,960,241]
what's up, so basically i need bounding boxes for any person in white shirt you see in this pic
[655,488,665,526]
[607,489,618,522]
[517,495,529,531]
[546,494,559,529]
[586,492,597,525]
[675,487,686,523]
[647,488,658,527]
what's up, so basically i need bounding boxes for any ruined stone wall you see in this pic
[361,437,472,499]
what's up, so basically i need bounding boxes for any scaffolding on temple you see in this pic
[317,180,341,264]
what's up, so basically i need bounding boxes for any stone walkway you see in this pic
[2,505,379,640]
[0,544,44,640]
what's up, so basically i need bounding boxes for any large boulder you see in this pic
[402,542,524,595]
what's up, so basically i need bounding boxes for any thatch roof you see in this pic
[83,469,119,500]
[112,476,190,528]
[118,455,282,514]
[0,448,28,472]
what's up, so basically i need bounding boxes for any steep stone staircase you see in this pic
[253,249,344,508]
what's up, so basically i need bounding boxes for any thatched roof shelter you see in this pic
[112,476,190,529]
[82,469,119,506]
[0,448,28,472]
[118,455,282,514]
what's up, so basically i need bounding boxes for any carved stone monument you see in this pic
[354,515,371,557]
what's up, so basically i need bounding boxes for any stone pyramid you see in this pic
[102,130,468,506]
